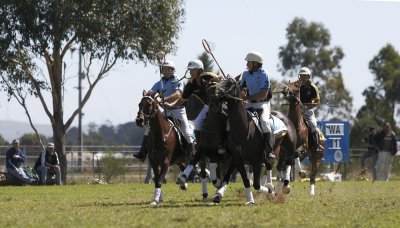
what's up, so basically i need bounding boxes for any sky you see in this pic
[1,0,400,128]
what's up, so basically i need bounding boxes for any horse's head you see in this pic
[207,78,240,111]
[277,80,302,103]
[135,94,157,127]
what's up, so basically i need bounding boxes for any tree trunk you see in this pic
[53,122,67,184]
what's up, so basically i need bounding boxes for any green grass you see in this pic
[1,181,400,227]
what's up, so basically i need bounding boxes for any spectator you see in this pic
[359,127,378,180]
[34,143,61,185]
[374,122,398,181]
[6,139,32,185]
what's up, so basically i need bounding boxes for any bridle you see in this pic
[214,78,243,102]
[137,96,158,126]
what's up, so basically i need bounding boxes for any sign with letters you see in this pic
[317,121,350,163]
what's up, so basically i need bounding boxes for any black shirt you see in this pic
[300,82,319,104]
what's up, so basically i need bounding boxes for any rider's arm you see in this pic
[164,90,182,103]
[243,88,268,101]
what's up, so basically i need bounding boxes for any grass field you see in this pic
[1,180,400,227]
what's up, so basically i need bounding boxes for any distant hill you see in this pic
[0,120,53,142]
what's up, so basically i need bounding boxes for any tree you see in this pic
[351,44,400,142]
[278,17,353,121]
[0,1,185,183]
[0,134,7,145]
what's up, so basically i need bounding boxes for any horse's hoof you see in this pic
[212,194,222,204]
[265,183,274,193]
[299,170,307,178]
[150,201,159,205]
[282,185,291,194]
[180,183,188,190]
[245,201,255,206]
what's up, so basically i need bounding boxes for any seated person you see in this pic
[34,143,61,185]
[6,139,32,185]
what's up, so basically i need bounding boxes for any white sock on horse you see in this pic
[153,188,162,202]
[216,182,228,197]
[294,157,302,173]
[182,165,194,178]
[245,187,254,204]
[266,170,272,184]
[284,165,291,181]
[209,163,217,182]
[201,178,208,194]
[260,175,268,186]
[310,184,315,196]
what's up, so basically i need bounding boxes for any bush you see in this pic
[100,150,129,183]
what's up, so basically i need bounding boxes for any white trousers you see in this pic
[145,106,194,144]
[302,108,318,127]
[244,101,271,133]
[194,105,209,131]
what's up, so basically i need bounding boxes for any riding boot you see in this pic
[133,135,148,162]
[186,143,194,159]
[263,132,275,159]
[311,130,324,152]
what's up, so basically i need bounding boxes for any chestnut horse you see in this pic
[279,80,325,195]
[135,93,187,204]
[208,78,297,204]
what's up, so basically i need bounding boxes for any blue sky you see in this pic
[1,0,400,127]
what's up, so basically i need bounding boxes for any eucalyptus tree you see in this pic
[278,17,353,121]
[0,0,185,183]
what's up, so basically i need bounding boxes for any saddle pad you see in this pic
[249,112,287,136]
[269,115,288,135]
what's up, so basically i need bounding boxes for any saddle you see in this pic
[246,108,288,138]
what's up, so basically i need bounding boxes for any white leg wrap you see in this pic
[258,186,270,194]
[295,157,302,173]
[284,165,291,181]
[245,187,255,204]
[183,165,194,178]
[266,170,272,184]
[159,188,163,201]
[260,175,268,186]
[209,163,218,181]
[247,171,253,186]
[216,182,228,197]
[153,188,162,202]
[201,178,208,194]
[275,181,284,194]
[310,184,315,196]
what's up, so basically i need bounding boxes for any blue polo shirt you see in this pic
[239,69,270,96]
[150,76,183,96]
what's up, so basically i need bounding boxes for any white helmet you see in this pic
[187,59,204,70]
[298,67,311,76]
[162,60,175,70]
[245,51,263,64]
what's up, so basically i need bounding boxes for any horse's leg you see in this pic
[261,160,275,194]
[281,159,292,194]
[237,163,255,205]
[211,159,236,205]
[245,164,253,186]
[309,150,322,196]
[294,151,307,178]
[198,158,209,201]
[151,165,162,205]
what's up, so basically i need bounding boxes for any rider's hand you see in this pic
[163,102,173,109]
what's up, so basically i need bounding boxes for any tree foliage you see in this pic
[351,44,400,143]
[278,17,353,121]
[0,0,185,183]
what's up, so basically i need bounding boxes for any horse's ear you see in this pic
[142,90,147,96]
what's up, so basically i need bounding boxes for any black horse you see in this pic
[208,78,298,204]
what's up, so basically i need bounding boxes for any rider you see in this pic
[133,60,194,161]
[298,67,324,152]
[164,59,220,185]
[239,51,274,159]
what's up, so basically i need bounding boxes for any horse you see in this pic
[207,78,297,204]
[278,79,325,195]
[135,92,187,204]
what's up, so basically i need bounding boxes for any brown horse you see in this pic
[135,93,187,204]
[279,80,325,195]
